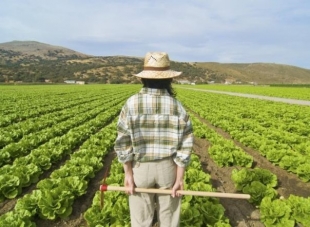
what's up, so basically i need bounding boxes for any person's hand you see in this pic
[171,165,185,197]
[171,179,184,198]
[124,172,135,195]
[123,161,134,195]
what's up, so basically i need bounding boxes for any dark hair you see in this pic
[141,78,176,97]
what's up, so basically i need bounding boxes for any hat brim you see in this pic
[134,70,182,79]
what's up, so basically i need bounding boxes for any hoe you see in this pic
[99,177,250,208]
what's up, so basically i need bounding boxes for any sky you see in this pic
[1,0,310,69]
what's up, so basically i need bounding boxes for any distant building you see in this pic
[249,81,258,86]
[176,80,191,85]
[224,78,236,85]
[64,80,76,84]
[76,81,85,85]
[64,80,85,85]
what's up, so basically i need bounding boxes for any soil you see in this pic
[1,116,310,227]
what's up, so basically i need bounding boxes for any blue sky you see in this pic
[1,0,310,69]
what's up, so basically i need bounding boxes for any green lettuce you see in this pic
[286,195,310,226]
[260,197,295,227]
[51,164,94,180]
[31,155,52,170]
[180,202,203,227]
[0,174,21,200]
[14,164,42,187]
[38,187,74,220]
[279,155,305,173]
[199,200,228,226]
[185,168,211,184]
[231,168,277,191]
[0,211,36,227]
[110,196,130,225]
[15,190,41,217]
[232,150,253,167]
[242,181,277,205]
[296,163,310,182]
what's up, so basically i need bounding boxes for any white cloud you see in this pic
[1,0,310,68]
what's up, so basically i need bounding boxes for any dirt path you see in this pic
[194,138,264,227]
[180,87,310,106]
[34,150,116,227]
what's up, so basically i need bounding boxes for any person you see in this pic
[114,52,193,227]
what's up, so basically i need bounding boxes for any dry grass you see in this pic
[196,62,310,84]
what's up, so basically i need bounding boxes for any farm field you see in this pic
[0,84,309,227]
[180,84,310,101]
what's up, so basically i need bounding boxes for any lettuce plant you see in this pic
[242,181,277,205]
[180,202,203,227]
[0,174,20,201]
[231,168,278,205]
[296,163,310,182]
[38,188,74,220]
[286,195,310,226]
[0,211,35,227]
[260,197,295,227]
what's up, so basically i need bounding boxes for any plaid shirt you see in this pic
[114,87,193,167]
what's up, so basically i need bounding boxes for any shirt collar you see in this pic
[140,87,170,96]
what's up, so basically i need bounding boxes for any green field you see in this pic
[0,84,309,227]
[179,84,310,100]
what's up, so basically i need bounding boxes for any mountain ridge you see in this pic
[1,40,310,84]
[0,40,88,59]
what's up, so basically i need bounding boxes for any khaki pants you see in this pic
[129,158,181,227]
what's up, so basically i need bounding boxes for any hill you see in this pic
[1,40,310,84]
[195,62,310,84]
[0,41,88,59]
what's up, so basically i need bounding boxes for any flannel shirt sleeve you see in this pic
[173,114,194,167]
[114,105,133,163]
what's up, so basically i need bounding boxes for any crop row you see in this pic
[0,101,122,202]
[0,89,125,145]
[191,114,253,167]
[0,85,137,127]
[0,117,118,226]
[0,93,129,165]
[177,88,310,182]
[190,106,310,226]
[0,85,128,114]
[1,84,309,226]
[232,168,310,227]
[0,95,122,151]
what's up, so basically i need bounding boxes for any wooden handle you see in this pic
[103,185,250,199]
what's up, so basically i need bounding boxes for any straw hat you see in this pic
[135,52,182,79]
